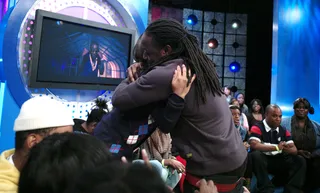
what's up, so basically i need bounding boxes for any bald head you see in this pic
[265,104,281,114]
[265,104,282,129]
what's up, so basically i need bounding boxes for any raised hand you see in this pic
[127,63,141,82]
[171,64,196,99]
[195,179,218,193]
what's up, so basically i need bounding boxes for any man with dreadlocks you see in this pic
[112,18,248,193]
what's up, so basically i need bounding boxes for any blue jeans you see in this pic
[133,159,180,188]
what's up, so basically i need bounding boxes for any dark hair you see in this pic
[293,98,314,114]
[87,98,109,124]
[66,162,170,193]
[229,98,238,105]
[15,127,56,150]
[235,92,244,100]
[249,99,264,114]
[18,133,113,193]
[144,18,223,104]
[229,105,241,113]
[90,42,99,48]
[224,85,232,90]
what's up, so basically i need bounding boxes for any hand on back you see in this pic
[171,64,196,99]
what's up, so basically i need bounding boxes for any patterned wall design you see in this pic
[183,9,247,94]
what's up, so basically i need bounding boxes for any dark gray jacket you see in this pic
[112,59,247,176]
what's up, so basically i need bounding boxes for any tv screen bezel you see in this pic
[29,9,135,90]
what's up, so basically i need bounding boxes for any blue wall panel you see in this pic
[272,0,320,122]
[0,82,19,152]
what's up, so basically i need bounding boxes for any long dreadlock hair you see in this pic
[144,18,223,103]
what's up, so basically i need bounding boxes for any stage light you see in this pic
[231,19,242,29]
[229,61,241,73]
[211,19,218,25]
[232,42,240,49]
[207,38,218,49]
[187,14,198,26]
[285,7,302,24]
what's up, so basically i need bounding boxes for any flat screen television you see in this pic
[29,9,135,90]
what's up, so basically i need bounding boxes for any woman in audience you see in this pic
[235,92,249,115]
[246,99,264,129]
[281,98,320,192]
[224,85,233,103]
[18,133,113,193]
[230,98,249,131]
[135,128,185,188]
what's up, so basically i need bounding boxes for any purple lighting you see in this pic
[28,50,31,54]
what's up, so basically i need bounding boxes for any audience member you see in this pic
[111,18,247,193]
[249,104,306,193]
[135,128,185,188]
[281,98,320,192]
[246,99,264,129]
[18,133,113,193]
[224,86,233,103]
[235,93,248,115]
[230,98,249,131]
[73,98,109,134]
[229,105,252,189]
[0,97,73,193]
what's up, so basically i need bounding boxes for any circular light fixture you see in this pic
[231,19,242,29]
[207,38,219,49]
[229,61,241,73]
[232,42,240,49]
[187,14,198,26]
[211,19,218,25]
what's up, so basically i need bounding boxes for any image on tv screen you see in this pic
[36,17,132,85]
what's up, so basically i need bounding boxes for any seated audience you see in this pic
[230,99,249,131]
[0,97,74,193]
[281,98,320,192]
[18,133,113,193]
[229,105,251,189]
[249,104,306,193]
[246,99,264,129]
[135,128,185,188]
[73,98,109,134]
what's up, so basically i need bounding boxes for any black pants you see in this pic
[183,157,247,193]
[251,151,306,193]
[304,157,320,192]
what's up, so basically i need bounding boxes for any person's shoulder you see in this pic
[141,59,184,83]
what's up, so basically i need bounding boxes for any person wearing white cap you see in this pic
[0,97,74,193]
